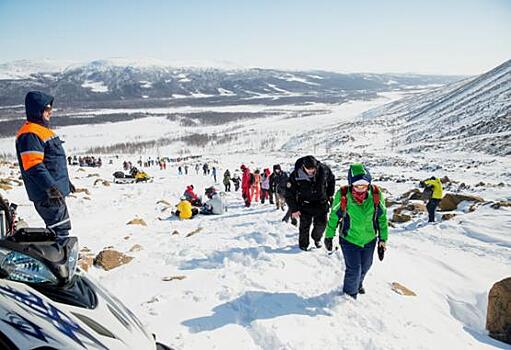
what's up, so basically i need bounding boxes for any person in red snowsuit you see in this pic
[183,185,201,206]
[240,164,252,207]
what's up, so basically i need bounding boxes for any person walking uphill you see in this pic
[15,91,75,240]
[286,155,335,251]
[223,169,231,192]
[240,164,252,207]
[324,164,388,299]
[420,176,443,223]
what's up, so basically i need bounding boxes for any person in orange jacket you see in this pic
[251,169,261,202]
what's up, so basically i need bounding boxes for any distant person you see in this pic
[240,164,252,207]
[251,169,261,202]
[212,166,217,182]
[270,164,288,211]
[285,156,335,251]
[175,196,198,219]
[223,169,231,192]
[232,171,241,191]
[200,187,226,215]
[420,176,444,222]
[195,163,200,175]
[183,185,202,206]
[260,168,271,204]
[15,91,75,241]
[324,164,388,299]
[184,165,189,175]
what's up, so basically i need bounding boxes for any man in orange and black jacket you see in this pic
[15,91,74,240]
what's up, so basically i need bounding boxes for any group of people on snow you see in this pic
[174,184,226,219]
[13,90,444,301]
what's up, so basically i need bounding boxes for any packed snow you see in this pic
[1,90,510,349]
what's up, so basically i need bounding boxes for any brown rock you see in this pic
[129,244,143,252]
[391,282,416,296]
[385,198,401,208]
[86,173,100,178]
[162,275,187,282]
[156,199,172,206]
[74,188,91,195]
[405,202,426,213]
[186,227,203,237]
[78,254,94,272]
[440,176,451,184]
[93,179,111,186]
[94,249,134,271]
[123,235,131,240]
[441,213,456,221]
[491,201,511,210]
[171,230,180,235]
[487,277,511,344]
[439,193,484,211]
[0,184,13,191]
[392,212,412,223]
[400,189,422,201]
[127,218,147,226]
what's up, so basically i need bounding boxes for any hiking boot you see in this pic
[314,240,322,249]
[299,246,308,251]
[358,286,366,294]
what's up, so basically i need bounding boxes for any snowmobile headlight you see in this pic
[0,248,58,284]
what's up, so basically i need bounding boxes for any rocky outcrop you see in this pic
[94,249,134,271]
[487,277,511,345]
[438,193,484,211]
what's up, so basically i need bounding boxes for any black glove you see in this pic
[377,241,386,261]
[69,182,76,193]
[325,237,333,252]
[47,186,64,205]
[419,181,425,188]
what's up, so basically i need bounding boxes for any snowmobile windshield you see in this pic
[0,236,78,286]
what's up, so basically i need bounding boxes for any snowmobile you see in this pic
[113,168,152,184]
[0,195,172,350]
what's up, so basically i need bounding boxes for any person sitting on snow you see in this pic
[183,185,202,206]
[175,196,198,220]
[200,187,226,215]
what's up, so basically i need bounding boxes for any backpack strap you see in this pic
[340,185,349,212]
[371,185,382,239]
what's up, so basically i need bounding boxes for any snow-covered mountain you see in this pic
[359,59,511,156]
[0,59,463,108]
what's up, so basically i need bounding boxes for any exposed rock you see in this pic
[441,213,456,221]
[74,188,91,195]
[491,201,511,209]
[78,253,94,272]
[385,198,401,208]
[156,199,172,206]
[83,196,92,201]
[440,176,451,184]
[77,168,86,172]
[487,277,511,345]
[391,282,416,296]
[439,193,484,211]
[94,249,134,271]
[127,218,147,226]
[400,188,422,201]
[475,181,486,187]
[186,227,203,237]
[0,184,13,191]
[86,173,100,178]
[123,235,131,240]
[93,179,111,186]
[391,212,412,223]
[162,275,187,282]
[129,244,143,252]
[171,230,180,235]
[404,202,426,213]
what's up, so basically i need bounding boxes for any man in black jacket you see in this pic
[285,155,335,251]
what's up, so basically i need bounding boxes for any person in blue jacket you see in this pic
[15,91,75,240]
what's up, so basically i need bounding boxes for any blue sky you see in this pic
[0,0,510,74]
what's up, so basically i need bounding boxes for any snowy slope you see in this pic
[356,59,511,156]
[1,84,510,349]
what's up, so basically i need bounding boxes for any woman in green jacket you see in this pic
[324,164,388,298]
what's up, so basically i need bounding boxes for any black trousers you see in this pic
[34,199,71,239]
[426,198,440,222]
[299,211,327,249]
[224,183,231,192]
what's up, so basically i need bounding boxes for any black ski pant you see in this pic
[224,183,231,192]
[298,211,327,250]
[34,199,71,240]
[426,198,440,222]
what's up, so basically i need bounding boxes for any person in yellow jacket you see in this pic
[421,176,443,222]
[175,196,198,220]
